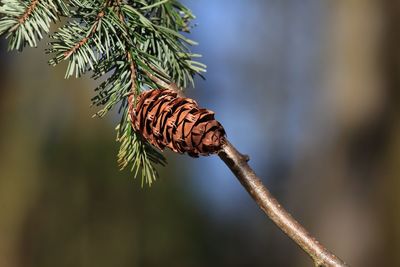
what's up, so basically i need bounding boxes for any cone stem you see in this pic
[218,140,348,267]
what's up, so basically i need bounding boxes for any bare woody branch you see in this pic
[218,140,348,267]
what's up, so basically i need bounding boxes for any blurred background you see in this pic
[0,0,399,266]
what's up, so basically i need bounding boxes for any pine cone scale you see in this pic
[130,89,226,157]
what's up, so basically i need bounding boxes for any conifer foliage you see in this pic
[0,0,207,186]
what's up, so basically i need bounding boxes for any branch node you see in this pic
[242,154,250,162]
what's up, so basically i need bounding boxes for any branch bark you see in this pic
[218,139,348,267]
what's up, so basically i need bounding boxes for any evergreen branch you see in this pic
[90,0,203,185]
[127,52,137,93]
[63,8,105,59]
[115,0,137,95]
[120,2,206,88]
[46,0,205,185]
[114,0,166,186]
[49,0,127,77]
[0,0,67,50]
[8,0,39,32]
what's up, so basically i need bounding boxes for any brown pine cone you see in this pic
[129,89,226,157]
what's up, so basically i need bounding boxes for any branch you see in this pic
[63,5,107,58]
[127,52,137,92]
[218,140,348,267]
[115,0,137,97]
[18,0,38,22]
[9,0,40,32]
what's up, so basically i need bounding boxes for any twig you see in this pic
[115,1,138,107]
[63,11,104,58]
[9,0,40,32]
[218,140,348,267]
[63,1,110,58]
[127,52,137,92]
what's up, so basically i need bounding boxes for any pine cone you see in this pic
[129,89,226,157]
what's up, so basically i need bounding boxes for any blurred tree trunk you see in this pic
[0,42,7,106]
[381,1,400,266]
[0,49,43,267]
[315,0,400,266]
[291,1,397,266]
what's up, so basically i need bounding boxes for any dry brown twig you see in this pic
[219,141,348,267]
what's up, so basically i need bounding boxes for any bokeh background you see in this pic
[1,0,399,266]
